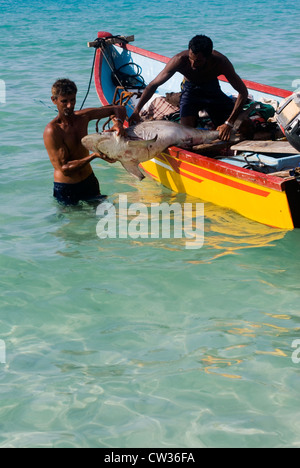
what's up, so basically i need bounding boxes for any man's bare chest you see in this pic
[59,123,88,157]
[178,54,223,84]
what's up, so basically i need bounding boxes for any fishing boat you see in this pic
[87,32,300,229]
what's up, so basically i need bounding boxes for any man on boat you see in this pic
[129,35,248,141]
[44,78,126,205]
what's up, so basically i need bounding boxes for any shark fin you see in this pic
[121,161,145,181]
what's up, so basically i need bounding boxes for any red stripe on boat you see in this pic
[162,154,271,198]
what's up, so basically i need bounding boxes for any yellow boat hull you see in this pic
[140,148,295,230]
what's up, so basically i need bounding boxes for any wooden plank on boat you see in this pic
[230,140,299,154]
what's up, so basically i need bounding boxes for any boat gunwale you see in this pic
[166,147,291,192]
[118,42,293,100]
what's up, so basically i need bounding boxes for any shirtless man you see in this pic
[129,35,248,141]
[43,78,126,205]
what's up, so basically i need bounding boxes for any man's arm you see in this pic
[129,57,180,124]
[81,105,127,136]
[218,59,248,141]
[60,153,102,175]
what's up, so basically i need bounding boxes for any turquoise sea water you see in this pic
[1,0,300,448]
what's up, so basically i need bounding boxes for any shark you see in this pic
[81,120,221,180]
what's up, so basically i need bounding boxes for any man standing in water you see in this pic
[44,79,126,205]
[129,35,248,141]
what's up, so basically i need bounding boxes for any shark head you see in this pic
[82,132,158,160]
[81,132,119,159]
[81,132,158,180]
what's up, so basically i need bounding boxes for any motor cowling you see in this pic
[276,93,300,152]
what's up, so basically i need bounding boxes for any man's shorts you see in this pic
[53,172,104,206]
[180,79,235,127]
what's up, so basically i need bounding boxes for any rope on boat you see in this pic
[97,40,145,131]
[80,48,97,110]
[80,36,128,110]
[99,88,142,132]
[83,35,145,131]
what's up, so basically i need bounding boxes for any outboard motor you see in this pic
[276,93,300,152]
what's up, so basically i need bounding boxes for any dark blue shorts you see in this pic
[180,79,235,127]
[53,172,103,206]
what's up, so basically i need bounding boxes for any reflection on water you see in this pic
[118,178,288,252]
[189,200,287,261]
[50,174,288,261]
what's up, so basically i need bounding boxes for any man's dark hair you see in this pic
[52,78,77,98]
[189,35,213,58]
